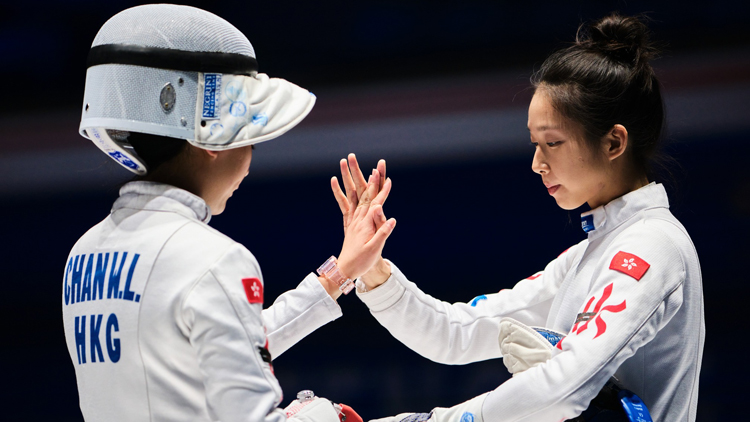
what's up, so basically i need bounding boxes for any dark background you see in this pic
[1,1,748,420]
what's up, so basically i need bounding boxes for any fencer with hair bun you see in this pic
[336,13,704,422]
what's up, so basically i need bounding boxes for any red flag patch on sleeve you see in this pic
[242,277,264,304]
[609,251,650,281]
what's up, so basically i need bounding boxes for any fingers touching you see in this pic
[333,157,396,281]
[347,153,369,199]
[372,177,392,207]
[352,170,379,221]
[365,204,396,251]
[333,153,392,239]
[377,159,386,190]
[339,158,358,211]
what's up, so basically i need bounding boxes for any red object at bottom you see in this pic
[338,404,363,422]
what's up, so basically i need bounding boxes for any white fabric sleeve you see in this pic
[181,244,286,422]
[370,392,489,422]
[480,226,687,421]
[262,273,343,358]
[357,244,584,365]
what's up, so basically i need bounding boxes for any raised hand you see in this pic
[335,167,395,285]
[331,154,388,234]
[331,154,393,291]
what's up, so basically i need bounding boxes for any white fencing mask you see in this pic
[80,4,316,174]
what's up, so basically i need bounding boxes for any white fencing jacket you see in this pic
[358,183,704,422]
[62,181,343,422]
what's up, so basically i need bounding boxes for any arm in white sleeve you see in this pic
[371,393,489,422]
[182,244,287,422]
[205,244,341,359]
[480,227,687,421]
[262,273,343,358]
[357,243,585,365]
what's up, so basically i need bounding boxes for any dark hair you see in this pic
[531,13,665,178]
[125,132,188,174]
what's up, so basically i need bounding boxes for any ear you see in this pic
[603,124,628,162]
[203,149,220,159]
[185,143,219,160]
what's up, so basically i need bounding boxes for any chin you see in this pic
[211,203,227,216]
[554,197,584,211]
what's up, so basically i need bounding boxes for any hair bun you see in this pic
[582,13,657,67]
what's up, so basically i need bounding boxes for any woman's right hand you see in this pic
[331,154,388,235]
[331,154,393,290]
[334,167,395,285]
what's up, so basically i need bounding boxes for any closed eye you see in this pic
[530,141,562,147]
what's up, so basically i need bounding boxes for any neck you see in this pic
[140,151,204,200]
[588,170,649,209]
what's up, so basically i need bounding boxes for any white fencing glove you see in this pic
[370,392,487,422]
[285,396,342,422]
[498,317,564,376]
[285,391,363,422]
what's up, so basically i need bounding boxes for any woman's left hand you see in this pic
[335,168,396,283]
[331,154,388,235]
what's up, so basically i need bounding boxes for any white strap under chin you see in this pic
[193,72,316,150]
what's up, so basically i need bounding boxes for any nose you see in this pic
[531,147,549,175]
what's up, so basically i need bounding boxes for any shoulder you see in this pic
[617,184,697,259]
[622,208,696,258]
[176,231,263,318]
[68,213,115,252]
[603,210,699,281]
[174,219,236,248]
[176,221,258,263]
[151,218,262,293]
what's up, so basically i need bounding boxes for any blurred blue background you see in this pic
[1,0,748,420]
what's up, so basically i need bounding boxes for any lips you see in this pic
[546,184,560,195]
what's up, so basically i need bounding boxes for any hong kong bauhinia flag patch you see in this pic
[242,277,264,304]
[609,251,650,281]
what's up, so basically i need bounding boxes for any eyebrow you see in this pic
[527,125,562,132]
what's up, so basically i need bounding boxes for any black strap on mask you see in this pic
[87,44,259,76]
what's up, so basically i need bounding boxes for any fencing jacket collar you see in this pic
[113,181,212,223]
[580,182,669,239]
